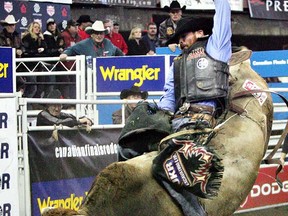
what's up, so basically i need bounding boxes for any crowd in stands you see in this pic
[0,1,188,102]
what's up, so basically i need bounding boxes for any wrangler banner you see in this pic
[0,47,14,93]
[28,128,120,216]
[95,55,168,92]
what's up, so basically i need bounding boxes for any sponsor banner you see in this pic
[95,56,167,92]
[72,0,157,8]
[248,0,288,20]
[32,177,94,216]
[0,0,71,33]
[0,98,19,216]
[160,0,243,12]
[28,129,120,182]
[237,165,288,211]
[250,50,288,78]
[0,47,14,93]
[28,129,120,216]
[250,50,288,104]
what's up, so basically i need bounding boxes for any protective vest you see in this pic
[173,40,229,110]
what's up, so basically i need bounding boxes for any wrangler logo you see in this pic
[0,63,9,79]
[99,65,160,86]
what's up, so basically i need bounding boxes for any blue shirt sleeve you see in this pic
[158,0,231,112]
[206,0,232,63]
[157,63,176,112]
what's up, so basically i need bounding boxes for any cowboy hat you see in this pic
[76,15,93,24]
[164,0,186,12]
[166,17,213,45]
[85,20,108,35]
[120,85,148,100]
[0,15,19,26]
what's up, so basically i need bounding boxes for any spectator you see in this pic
[43,18,65,57]
[59,20,124,60]
[127,27,152,55]
[113,22,120,33]
[76,15,93,40]
[0,15,25,93]
[159,0,186,47]
[112,85,148,124]
[103,19,128,55]
[22,21,47,99]
[43,18,67,98]
[0,15,22,57]
[142,22,160,54]
[61,19,81,48]
[37,89,93,127]
[61,19,81,100]
[22,21,47,58]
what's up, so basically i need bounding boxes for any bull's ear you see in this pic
[229,49,252,66]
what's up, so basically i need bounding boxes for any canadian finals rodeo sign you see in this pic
[28,129,120,216]
[95,56,168,92]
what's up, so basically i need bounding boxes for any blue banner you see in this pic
[250,50,288,78]
[0,47,14,93]
[95,56,166,92]
[32,177,94,215]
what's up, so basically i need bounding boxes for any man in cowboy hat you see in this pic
[112,85,148,124]
[158,0,186,47]
[76,15,93,40]
[152,0,231,215]
[59,20,124,60]
[0,15,22,57]
[158,0,231,129]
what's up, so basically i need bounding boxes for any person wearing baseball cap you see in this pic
[61,19,81,48]
[112,85,148,124]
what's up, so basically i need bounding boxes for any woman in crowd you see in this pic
[126,26,153,55]
[22,21,47,100]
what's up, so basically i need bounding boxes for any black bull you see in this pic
[42,54,274,216]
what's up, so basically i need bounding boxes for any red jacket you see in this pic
[105,32,128,55]
[61,30,81,48]
[78,27,90,40]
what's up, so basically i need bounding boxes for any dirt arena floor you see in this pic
[234,205,288,216]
